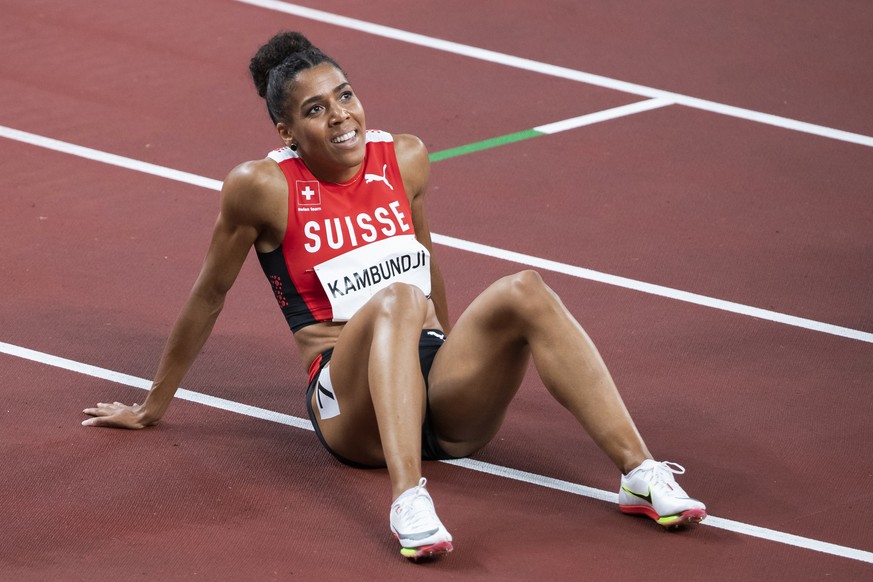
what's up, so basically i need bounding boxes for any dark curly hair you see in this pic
[249,31,345,124]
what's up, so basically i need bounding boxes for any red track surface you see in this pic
[2,1,871,580]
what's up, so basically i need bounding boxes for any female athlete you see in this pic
[83,31,706,560]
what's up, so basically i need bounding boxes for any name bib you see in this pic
[313,235,431,321]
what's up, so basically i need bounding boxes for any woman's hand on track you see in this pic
[82,402,152,429]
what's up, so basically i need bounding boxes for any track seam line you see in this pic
[1,340,871,565]
[234,0,873,149]
[1,123,870,345]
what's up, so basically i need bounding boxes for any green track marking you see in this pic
[429,129,543,162]
[427,99,674,163]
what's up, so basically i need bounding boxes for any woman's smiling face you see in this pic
[278,62,367,183]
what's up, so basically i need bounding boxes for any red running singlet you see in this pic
[258,130,431,332]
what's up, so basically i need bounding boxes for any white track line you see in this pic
[235,0,873,149]
[2,123,871,345]
[0,342,312,431]
[431,234,873,344]
[1,340,871,565]
[0,126,222,191]
[3,7,869,565]
[533,98,674,134]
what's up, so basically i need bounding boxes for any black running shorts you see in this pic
[305,329,459,467]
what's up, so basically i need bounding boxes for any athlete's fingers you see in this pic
[82,405,113,416]
[82,401,133,417]
[81,415,124,428]
[84,402,117,415]
[81,412,142,429]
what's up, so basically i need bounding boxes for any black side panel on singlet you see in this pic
[257,245,318,332]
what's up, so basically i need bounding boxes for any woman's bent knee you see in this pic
[503,270,556,307]
[370,283,428,320]
[507,269,545,292]
[484,270,566,333]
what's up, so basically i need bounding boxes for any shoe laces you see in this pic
[645,461,687,494]
[394,478,438,530]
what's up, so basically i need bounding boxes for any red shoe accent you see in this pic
[620,504,707,528]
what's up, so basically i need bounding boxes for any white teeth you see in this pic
[331,130,356,144]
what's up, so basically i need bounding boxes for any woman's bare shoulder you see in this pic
[223,158,285,197]
[393,133,428,164]
[219,157,287,224]
[392,134,430,198]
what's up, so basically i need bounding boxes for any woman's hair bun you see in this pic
[250,31,314,99]
[249,31,342,124]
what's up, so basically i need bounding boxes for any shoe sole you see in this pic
[398,540,453,560]
[620,505,707,529]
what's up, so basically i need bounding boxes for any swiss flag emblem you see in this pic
[296,180,321,206]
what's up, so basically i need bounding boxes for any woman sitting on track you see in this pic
[83,31,706,560]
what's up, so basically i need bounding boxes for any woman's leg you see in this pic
[428,270,651,473]
[312,283,430,500]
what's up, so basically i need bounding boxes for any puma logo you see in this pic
[365,164,394,190]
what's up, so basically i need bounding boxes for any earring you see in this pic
[289,142,298,151]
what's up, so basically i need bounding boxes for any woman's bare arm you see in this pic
[82,161,274,428]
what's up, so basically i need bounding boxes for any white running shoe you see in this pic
[389,478,453,559]
[619,460,707,528]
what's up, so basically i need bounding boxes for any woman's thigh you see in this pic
[426,273,545,456]
[309,284,429,466]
